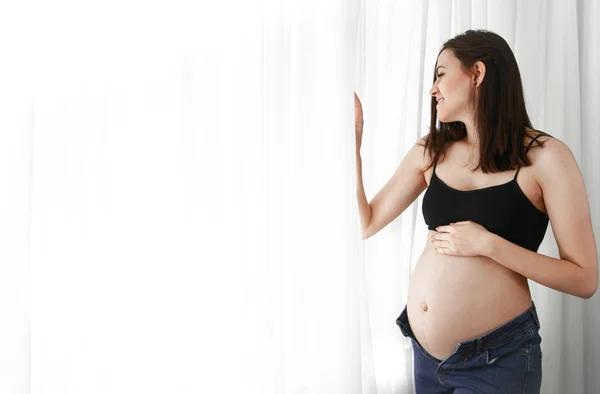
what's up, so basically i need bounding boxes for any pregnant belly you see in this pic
[406,230,532,361]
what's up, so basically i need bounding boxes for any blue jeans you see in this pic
[396,302,542,393]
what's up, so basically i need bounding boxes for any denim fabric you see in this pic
[396,302,542,393]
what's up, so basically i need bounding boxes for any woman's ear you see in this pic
[473,61,486,87]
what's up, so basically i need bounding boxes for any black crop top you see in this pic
[422,134,552,252]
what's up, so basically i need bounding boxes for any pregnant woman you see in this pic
[355,30,598,393]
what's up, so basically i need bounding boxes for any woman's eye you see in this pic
[436,74,444,78]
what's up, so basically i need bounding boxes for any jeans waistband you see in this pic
[397,301,541,359]
[466,301,540,354]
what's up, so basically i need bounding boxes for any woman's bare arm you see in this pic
[359,137,429,240]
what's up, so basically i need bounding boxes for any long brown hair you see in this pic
[422,29,551,173]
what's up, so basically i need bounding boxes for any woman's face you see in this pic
[429,49,476,123]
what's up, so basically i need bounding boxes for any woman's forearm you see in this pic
[356,143,371,239]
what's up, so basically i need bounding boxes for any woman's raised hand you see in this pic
[354,92,364,150]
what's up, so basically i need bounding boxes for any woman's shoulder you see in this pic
[523,129,571,178]
[524,128,554,143]
[523,128,558,152]
[525,129,568,158]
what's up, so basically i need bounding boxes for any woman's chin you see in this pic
[437,113,457,123]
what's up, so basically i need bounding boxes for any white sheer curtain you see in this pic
[0,0,598,393]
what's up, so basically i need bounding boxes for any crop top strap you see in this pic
[432,154,439,175]
[514,133,551,180]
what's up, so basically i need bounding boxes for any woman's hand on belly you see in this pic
[418,232,528,294]
[431,221,493,257]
